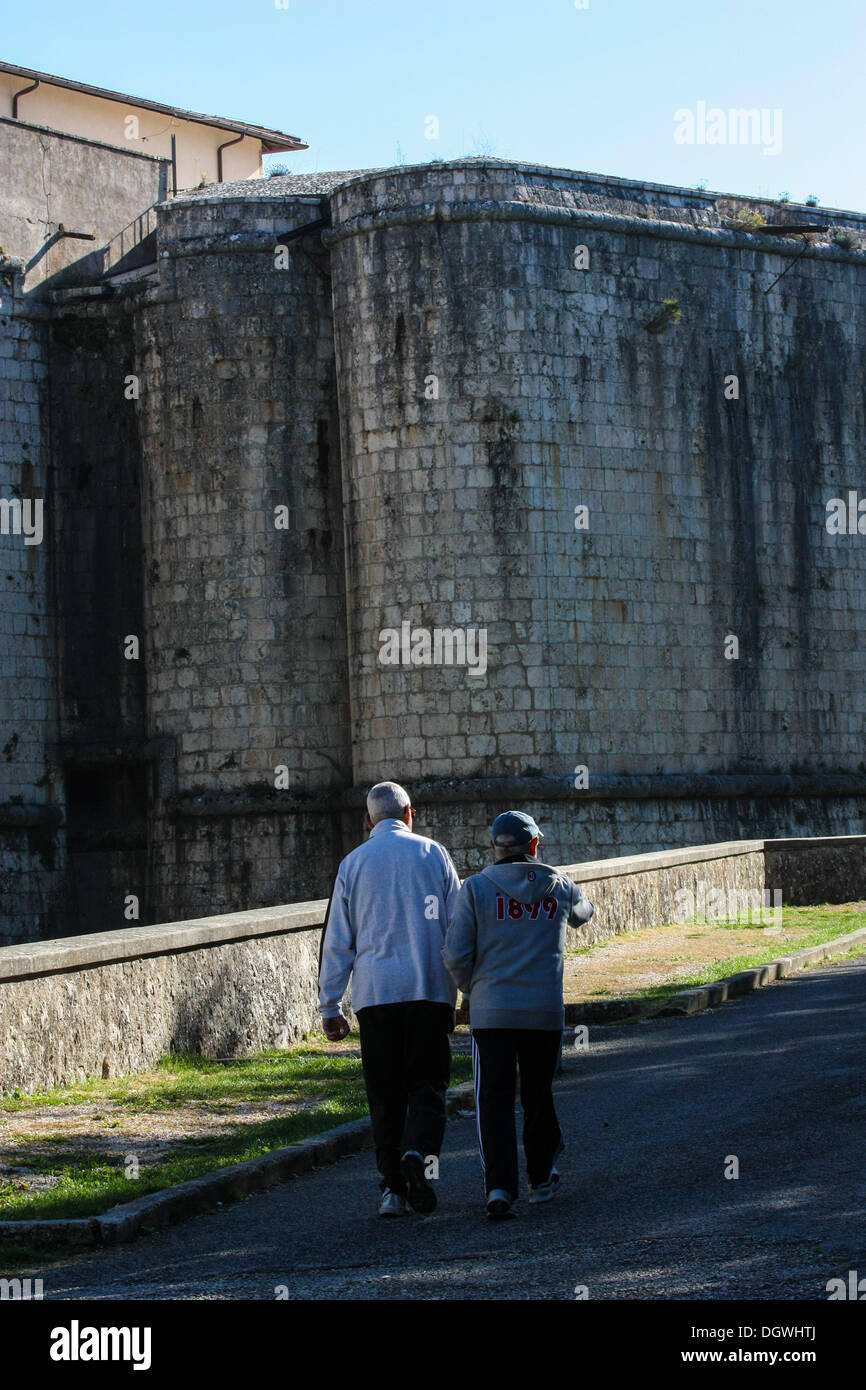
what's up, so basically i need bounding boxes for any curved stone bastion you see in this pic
[321,161,866,866]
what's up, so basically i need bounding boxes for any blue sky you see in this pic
[4,0,865,210]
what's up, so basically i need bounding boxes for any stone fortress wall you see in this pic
[0,265,63,942]
[1,158,865,944]
[328,163,866,870]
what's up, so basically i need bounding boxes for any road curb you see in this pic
[0,1081,476,1250]
[563,926,866,1025]
[564,998,639,1025]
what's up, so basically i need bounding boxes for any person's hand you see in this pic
[457,997,470,1027]
[323,1015,351,1042]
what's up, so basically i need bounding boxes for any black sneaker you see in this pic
[400,1149,437,1213]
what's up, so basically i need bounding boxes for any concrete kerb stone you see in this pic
[0,1217,99,1248]
[563,998,638,1025]
[562,925,866,1023]
[0,1083,476,1250]
[653,926,866,1018]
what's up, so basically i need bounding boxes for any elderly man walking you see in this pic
[318,781,461,1217]
[443,810,594,1220]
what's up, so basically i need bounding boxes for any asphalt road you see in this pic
[39,957,866,1301]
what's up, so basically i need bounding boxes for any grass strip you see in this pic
[0,1043,472,1222]
[603,905,866,1008]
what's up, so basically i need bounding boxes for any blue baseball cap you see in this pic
[491,810,544,847]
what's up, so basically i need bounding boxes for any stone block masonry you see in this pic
[1,157,866,943]
[327,165,866,794]
[0,261,65,942]
[136,192,353,925]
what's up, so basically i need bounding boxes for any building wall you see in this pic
[0,116,169,290]
[404,781,866,877]
[2,159,866,945]
[0,74,262,191]
[47,296,150,935]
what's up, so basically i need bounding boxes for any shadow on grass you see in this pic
[0,1055,474,1223]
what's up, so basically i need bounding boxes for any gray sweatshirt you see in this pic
[443,858,594,1030]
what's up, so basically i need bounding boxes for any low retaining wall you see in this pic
[763,838,866,905]
[0,904,329,1096]
[562,840,766,948]
[1,835,863,1093]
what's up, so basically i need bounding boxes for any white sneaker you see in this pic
[378,1188,408,1217]
[486,1188,516,1220]
[529,1168,561,1204]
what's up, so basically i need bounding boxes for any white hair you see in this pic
[492,833,522,860]
[366,781,411,824]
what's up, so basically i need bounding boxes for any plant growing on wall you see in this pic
[730,207,765,231]
[644,298,682,334]
[831,226,862,251]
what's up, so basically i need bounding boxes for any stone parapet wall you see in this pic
[0,116,169,292]
[2,833,862,1094]
[0,903,328,1096]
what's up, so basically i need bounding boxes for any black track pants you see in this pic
[471,1027,563,1200]
[356,1000,454,1194]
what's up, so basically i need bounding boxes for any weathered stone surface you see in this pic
[562,841,765,947]
[134,191,352,927]
[0,922,326,1094]
[0,263,65,944]
[0,115,168,290]
[764,837,866,905]
[328,162,866,819]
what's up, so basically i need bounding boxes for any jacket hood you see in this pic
[481,861,561,904]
